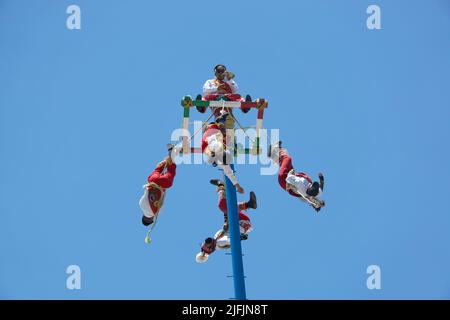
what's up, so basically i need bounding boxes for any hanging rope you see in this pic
[190,111,215,141]
[179,101,258,154]
[144,211,160,244]
[174,111,215,154]
[228,110,257,146]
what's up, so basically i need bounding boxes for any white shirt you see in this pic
[139,187,154,217]
[204,135,239,186]
[285,174,323,198]
[203,78,239,95]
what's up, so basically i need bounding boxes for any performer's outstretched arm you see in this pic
[218,163,244,193]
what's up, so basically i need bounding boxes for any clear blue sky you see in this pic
[1,0,450,299]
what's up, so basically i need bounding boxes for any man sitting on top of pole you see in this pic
[196,64,252,128]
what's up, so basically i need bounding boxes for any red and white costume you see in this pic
[201,123,240,187]
[139,161,176,219]
[197,185,253,260]
[278,148,318,199]
[200,78,251,117]
[217,187,253,236]
[203,78,239,96]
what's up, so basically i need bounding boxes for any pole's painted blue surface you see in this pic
[223,164,247,300]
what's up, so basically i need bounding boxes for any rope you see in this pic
[181,100,257,153]
[144,211,160,244]
[190,111,215,141]
[144,164,167,244]
[228,111,257,146]
[175,111,215,154]
[145,106,216,244]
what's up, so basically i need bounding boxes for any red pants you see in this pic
[145,162,177,214]
[200,94,250,116]
[278,150,304,199]
[148,162,176,188]
[203,93,243,102]
[201,123,225,152]
[217,189,250,222]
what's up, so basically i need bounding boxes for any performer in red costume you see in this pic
[139,146,177,226]
[201,117,245,194]
[268,141,325,212]
[212,179,256,239]
[196,180,257,263]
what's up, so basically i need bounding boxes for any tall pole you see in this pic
[223,164,247,300]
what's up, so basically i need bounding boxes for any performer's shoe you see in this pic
[167,143,182,158]
[195,94,207,113]
[267,141,282,158]
[210,179,224,187]
[242,95,252,113]
[240,234,248,241]
[318,172,325,191]
[246,191,257,209]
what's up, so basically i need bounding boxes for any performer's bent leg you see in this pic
[278,150,293,190]
[148,163,177,189]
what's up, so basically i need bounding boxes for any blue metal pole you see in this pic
[223,164,247,300]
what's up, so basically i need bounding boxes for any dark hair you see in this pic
[214,64,226,72]
[142,215,154,226]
